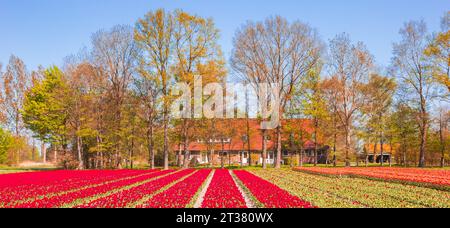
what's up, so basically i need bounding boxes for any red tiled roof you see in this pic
[174,119,319,152]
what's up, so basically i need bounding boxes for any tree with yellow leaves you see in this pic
[135,9,225,169]
[425,12,449,92]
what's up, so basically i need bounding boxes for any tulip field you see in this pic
[253,168,450,208]
[295,167,450,190]
[0,168,314,208]
[0,167,449,208]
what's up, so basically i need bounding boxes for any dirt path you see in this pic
[193,169,215,208]
[230,170,256,208]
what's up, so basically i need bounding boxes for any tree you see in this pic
[388,103,419,166]
[135,9,225,169]
[361,74,396,166]
[0,127,13,164]
[0,55,31,164]
[172,10,225,168]
[322,77,341,167]
[0,55,30,136]
[63,60,101,170]
[134,73,160,169]
[135,9,174,170]
[231,16,322,168]
[121,93,142,169]
[22,66,70,164]
[327,33,373,167]
[425,12,449,91]
[298,66,328,166]
[391,20,440,167]
[91,25,137,169]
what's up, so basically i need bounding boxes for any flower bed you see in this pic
[295,167,450,188]
[0,170,147,206]
[253,169,450,208]
[234,170,314,208]
[201,169,247,208]
[77,169,195,208]
[11,170,170,208]
[140,169,212,208]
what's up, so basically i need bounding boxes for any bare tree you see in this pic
[134,73,160,169]
[231,16,322,168]
[327,33,373,167]
[91,25,137,169]
[0,55,31,164]
[0,55,30,136]
[391,21,440,167]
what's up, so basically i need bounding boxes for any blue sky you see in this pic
[0,0,448,71]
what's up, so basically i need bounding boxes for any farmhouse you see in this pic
[175,119,330,166]
[364,144,396,164]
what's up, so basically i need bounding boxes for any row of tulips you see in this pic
[140,169,212,208]
[10,170,170,208]
[201,169,247,208]
[77,169,195,208]
[0,170,148,206]
[234,170,314,208]
[0,170,134,188]
[296,167,450,188]
[253,169,450,208]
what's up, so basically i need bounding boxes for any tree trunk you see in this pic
[313,118,318,166]
[240,150,243,167]
[289,135,294,167]
[221,141,225,169]
[31,139,36,161]
[262,130,267,169]
[299,149,304,167]
[313,147,318,166]
[275,125,282,169]
[129,132,134,169]
[247,126,252,166]
[182,130,190,169]
[77,135,84,170]
[333,132,337,167]
[147,117,155,169]
[54,147,58,165]
[96,135,104,169]
[183,149,190,168]
[245,89,252,166]
[418,118,427,168]
[210,149,214,167]
[344,128,351,167]
[41,142,46,163]
[418,95,427,168]
[163,102,169,170]
[403,143,407,167]
[177,144,182,167]
[439,113,445,168]
[380,138,384,167]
